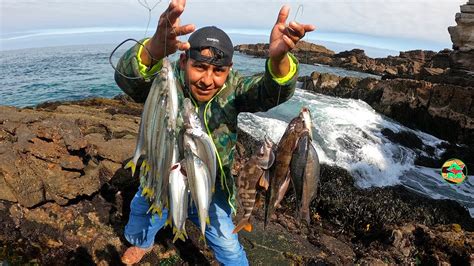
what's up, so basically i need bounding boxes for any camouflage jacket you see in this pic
[115,42,298,212]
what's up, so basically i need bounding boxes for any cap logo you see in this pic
[206,37,220,43]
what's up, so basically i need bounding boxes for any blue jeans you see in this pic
[124,186,249,266]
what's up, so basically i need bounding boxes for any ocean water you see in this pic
[0,43,376,108]
[0,43,472,217]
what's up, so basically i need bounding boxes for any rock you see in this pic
[449,4,474,52]
[381,128,423,150]
[399,50,436,63]
[0,98,141,207]
[461,4,474,13]
[420,67,445,77]
[319,234,355,263]
[316,72,342,91]
[450,50,474,72]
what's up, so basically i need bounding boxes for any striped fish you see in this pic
[233,136,275,233]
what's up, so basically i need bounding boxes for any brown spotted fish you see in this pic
[233,136,275,233]
[264,107,312,227]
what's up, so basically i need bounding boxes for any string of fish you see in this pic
[123,2,218,243]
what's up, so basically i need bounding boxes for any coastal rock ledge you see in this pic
[0,97,473,265]
[299,73,474,149]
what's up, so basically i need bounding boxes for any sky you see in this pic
[0,0,467,54]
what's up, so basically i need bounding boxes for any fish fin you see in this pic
[140,160,150,176]
[124,160,136,176]
[206,216,210,225]
[232,219,252,234]
[267,149,275,169]
[141,187,154,199]
[172,231,187,243]
[198,235,207,246]
[165,216,172,228]
[258,171,270,190]
[157,207,163,218]
[244,223,253,232]
[146,204,162,218]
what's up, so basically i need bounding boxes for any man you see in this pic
[115,0,315,264]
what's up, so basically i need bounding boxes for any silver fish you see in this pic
[168,163,189,242]
[184,144,212,237]
[182,98,217,190]
[299,141,320,224]
[125,58,180,218]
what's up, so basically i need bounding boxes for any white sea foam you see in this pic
[238,89,473,215]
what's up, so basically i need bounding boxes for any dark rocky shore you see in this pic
[0,96,473,265]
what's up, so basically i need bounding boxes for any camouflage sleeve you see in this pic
[114,40,153,103]
[234,53,299,113]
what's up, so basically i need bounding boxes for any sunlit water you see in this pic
[1,43,472,216]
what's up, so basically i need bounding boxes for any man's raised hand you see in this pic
[142,0,195,66]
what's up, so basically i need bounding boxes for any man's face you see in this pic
[180,49,232,103]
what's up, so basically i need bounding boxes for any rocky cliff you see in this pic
[447,0,474,85]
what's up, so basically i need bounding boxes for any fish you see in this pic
[233,136,275,234]
[299,140,320,224]
[124,58,181,217]
[168,163,189,242]
[264,107,312,227]
[182,98,216,237]
[184,144,212,237]
[289,109,320,224]
[182,98,217,191]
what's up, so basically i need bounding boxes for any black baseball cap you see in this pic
[187,26,233,66]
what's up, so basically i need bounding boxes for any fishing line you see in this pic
[138,0,162,37]
[109,0,176,80]
[275,4,304,107]
[109,38,162,80]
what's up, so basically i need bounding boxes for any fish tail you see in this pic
[124,160,136,176]
[172,229,188,243]
[146,203,162,218]
[164,216,172,228]
[232,219,252,234]
[140,160,150,176]
[141,187,154,199]
[198,235,207,246]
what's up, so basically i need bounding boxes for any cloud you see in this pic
[1,0,466,46]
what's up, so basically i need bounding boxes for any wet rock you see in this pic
[317,165,474,232]
[301,74,474,147]
[381,128,423,150]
